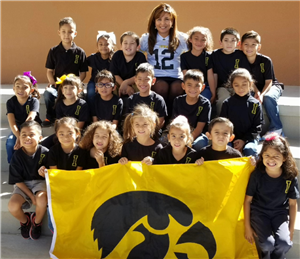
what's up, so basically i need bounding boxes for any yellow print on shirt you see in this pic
[234,59,240,69]
[151,151,156,158]
[26,105,30,114]
[72,155,78,167]
[196,106,203,116]
[38,154,45,165]
[112,105,117,115]
[74,55,79,64]
[75,105,81,116]
[160,45,168,48]
[104,157,108,165]
[251,103,258,114]
[205,57,209,66]
[150,102,155,111]
[185,157,191,164]
[260,63,265,73]
[285,180,292,193]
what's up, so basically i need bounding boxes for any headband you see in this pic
[264,132,280,141]
[97,31,116,45]
[56,74,76,85]
[23,71,37,85]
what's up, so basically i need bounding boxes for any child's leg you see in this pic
[43,87,57,122]
[216,87,231,116]
[243,139,258,160]
[34,191,47,224]
[8,194,28,223]
[192,134,209,152]
[6,132,16,163]
[86,81,96,110]
[201,84,212,101]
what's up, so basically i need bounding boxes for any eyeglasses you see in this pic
[96,82,114,88]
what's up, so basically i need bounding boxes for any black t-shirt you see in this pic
[126,91,168,117]
[92,94,123,122]
[109,50,147,80]
[84,150,120,169]
[246,168,299,212]
[197,145,242,161]
[121,138,163,161]
[6,96,42,125]
[211,49,250,88]
[180,50,213,83]
[153,145,198,164]
[48,143,86,170]
[172,94,211,131]
[45,42,88,79]
[9,145,49,184]
[248,53,279,92]
[87,52,110,82]
[55,98,90,122]
[220,94,263,142]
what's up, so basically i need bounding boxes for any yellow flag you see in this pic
[47,157,258,259]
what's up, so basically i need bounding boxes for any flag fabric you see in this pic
[46,157,258,259]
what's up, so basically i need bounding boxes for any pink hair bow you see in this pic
[264,132,279,141]
[23,71,37,85]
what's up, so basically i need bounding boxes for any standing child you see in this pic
[244,133,299,258]
[8,121,48,240]
[172,69,211,151]
[153,116,199,164]
[119,104,163,165]
[180,26,216,103]
[220,68,263,159]
[86,31,116,109]
[6,72,41,163]
[92,70,123,127]
[79,121,123,169]
[43,17,88,127]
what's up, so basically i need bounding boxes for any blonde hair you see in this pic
[187,26,213,52]
[123,104,159,143]
[167,115,193,147]
[79,121,123,158]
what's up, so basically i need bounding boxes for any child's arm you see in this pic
[118,157,129,165]
[77,121,85,129]
[79,72,86,82]
[7,113,21,150]
[244,195,257,244]
[182,70,187,77]
[213,73,218,93]
[207,69,216,103]
[25,111,37,122]
[46,69,56,87]
[255,79,272,103]
[192,122,205,141]
[16,182,36,205]
[158,117,165,130]
[119,77,136,97]
[94,150,105,168]
[92,116,98,122]
[141,156,153,165]
[233,139,245,153]
[195,157,204,165]
[112,120,119,126]
[288,198,297,241]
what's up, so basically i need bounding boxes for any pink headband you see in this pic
[264,132,280,141]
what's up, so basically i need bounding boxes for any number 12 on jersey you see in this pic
[153,49,174,70]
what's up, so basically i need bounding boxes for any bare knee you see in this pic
[35,191,47,209]
[8,195,23,214]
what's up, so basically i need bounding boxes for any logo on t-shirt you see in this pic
[26,105,30,114]
[196,106,203,116]
[104,157,108,165]
[72,155,78,167]
[234,59,240,69]
[205,57,209,67]
[285,180,292,193]
[260,63,265,73]
[75,105,81,116]
[74,55,79,64]
[150,102,155,111]
[251,103,259,115]
[112,105,117,115]
[185,157,191,164]
[38,154,46,165]
[151,151,157,158]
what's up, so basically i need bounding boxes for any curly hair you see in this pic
[257,134,298,179]
[186,26,213,52]
[79,121,123,158]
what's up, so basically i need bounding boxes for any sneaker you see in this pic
[19,212,31,239]
[29,212,42,240]
[41,119,54,127]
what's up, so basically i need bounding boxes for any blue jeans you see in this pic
[86,80,96,110]
[229,138,259,160]
[6,132,17,163]
[43,86,57,121]
[192,133,209,152]
[201,83,212,101]
[263,85,283,131]
[47,207,54,233]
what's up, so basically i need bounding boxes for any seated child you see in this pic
[8,121,48,240]
[220,68,263,159]
[126,63,167,129]
[79,121,123,169]
[153,116,199,164]
[110,31,147,97]
[241,30,284,137]
[92,70,123,127]
[172,69,211,151]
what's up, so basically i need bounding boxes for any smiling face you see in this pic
[62,84,78,101]
[132,117,153,139]
[135,72,155,97]
[93,127,110,152]
[232,76,251,97]
[220,34,238,54]
[168,127,188,152]
[58,23,77,45]
[262,147,285,176]
[241,38,261,59]
[97,37,112,58]
[121,35,138,58]
[189,32,207,52]
[20,126,42,153]
[182,78,203,99]
[56,124,78,149]
[155,12,173,38]
[13,79,31,101]
[96,78,115,100]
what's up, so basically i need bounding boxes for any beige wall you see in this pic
[1,1,299,85]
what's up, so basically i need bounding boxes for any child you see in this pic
[211,27,250,115]
[8,121,48,240]
[196,117,242,162]
[140,3,188,115]
[6,72,41,163]
[43,17,88,127]
[126,63,167,129]
[79,121,123,169]
[220,68,263,159]
[119,104,163,165]
[153,116,199,164]
[241,30,284,137]
[180,26,216,103]
[172,69,211,151]
[86,31,116,108]
[244,133,299,258]
[110,31,147,97]
[92,70,123,126]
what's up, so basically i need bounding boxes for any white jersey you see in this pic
[140,32,188,79]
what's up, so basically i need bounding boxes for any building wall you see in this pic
[1,1,299,85]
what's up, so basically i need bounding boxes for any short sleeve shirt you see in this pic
[84,150,120,169]
[197,145,242,161]
[87,52,110,82]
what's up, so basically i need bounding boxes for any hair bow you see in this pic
[97,31,116,45]
[23,71,37,85]
[56,74,75,84]
[264,132,279,141]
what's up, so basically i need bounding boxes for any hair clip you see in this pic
[23,71,37,85]
[56,74,75,84]
[97,31,116,45]
[264,132,279,141]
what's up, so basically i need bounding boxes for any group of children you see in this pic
[5,3,298,258]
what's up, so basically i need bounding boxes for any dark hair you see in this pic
[56,74,82,103]
[136,63,155,78]
[120,31,140,46]
[208,117,234,135]
[147,3,179,55]
[13,75,40,99]
[20,120,42,136]
[183,69,204,84]
[187,26,213,52]
[59,17,76,29]
[94,69,115,84]
[54,117,81,143]
[97,34,116,60]
[241,30,261,44]
[226,68,253,91]
[257,134,298,179]
[220,27,240,42]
